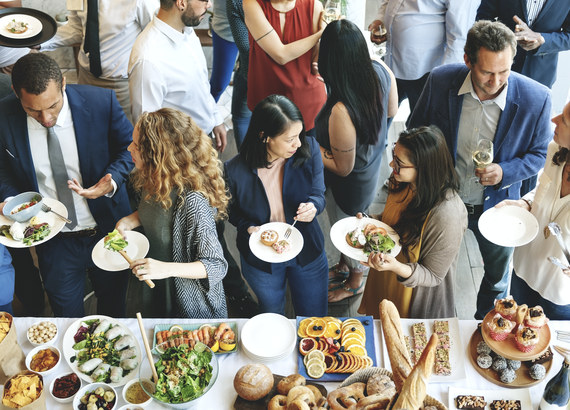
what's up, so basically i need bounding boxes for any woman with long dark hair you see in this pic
[315,19,397,302]
[225,95,328,316]
[358,126,467,319]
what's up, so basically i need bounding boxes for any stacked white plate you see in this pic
[241,313,297,364]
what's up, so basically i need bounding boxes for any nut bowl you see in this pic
[122,377,154,408]
[49,372,82,404]
[73,382,118,410]
[27,319,58,346]
[25,345,61,376]
[139,338,219,409]
[2,191,43,223]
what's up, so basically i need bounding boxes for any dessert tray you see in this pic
[449,386,532,410]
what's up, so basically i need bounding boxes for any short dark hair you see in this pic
[160,0,175,10]
[464,20,517,65]
[12,53,63,97]
[239,95,310,169]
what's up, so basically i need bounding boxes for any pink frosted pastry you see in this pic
[272,240,291,254]
[515,324,540,353]
[487,313,515,341]
[525,306,549,329]
[495,296,518,320]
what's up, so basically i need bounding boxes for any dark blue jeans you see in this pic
[231,67,252,149]
[511,271,570,320]
[210,30,238,102]
[240,250,329,317]
[469,215,514,319]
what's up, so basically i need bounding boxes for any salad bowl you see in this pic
[139,338,219,409]
[3,191,43,223]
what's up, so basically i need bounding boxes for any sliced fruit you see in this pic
[209,339,219,353]
[299,337,317,355]
[305,358,325,369]
[324,354,336,372]
[298,318,313,338]
[169,325,183,333]
[342,318,363,326]
[324,316,342,325]
[307,362,325,379]
[194,341,207,353]
[298,326,307,338]
[342,336,365,348]
[306,318,327,338]
[344,344,367,356]
[220,339,236,351]
[324,321,340,338]
[306,349,325,362]
[342,327,366,339]
[155,344,166,354]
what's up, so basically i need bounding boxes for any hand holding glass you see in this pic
[469,139,494,192]
[323,0,341,23]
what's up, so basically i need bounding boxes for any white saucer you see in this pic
[0,14,42,39]
[249,222,303,263]
[478,205,539,247]
[91,231,150,271]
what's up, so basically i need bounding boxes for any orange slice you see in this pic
[298,318,313,338]
[306,318,327,338]
[344,343,367,356]
[324,321,341,338]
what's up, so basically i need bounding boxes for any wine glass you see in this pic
[371,23,387,57]
[323,0,341,24]
[469,139,494,193]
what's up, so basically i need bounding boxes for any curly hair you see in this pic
[130,108,229,219]
[12,53,63,97]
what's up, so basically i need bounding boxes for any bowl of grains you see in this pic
[27,320,58,346]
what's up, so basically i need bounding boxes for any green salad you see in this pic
[103,229,128,251]
[154,344,213,403]
[363,232,395,256]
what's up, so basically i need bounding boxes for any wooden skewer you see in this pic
[136,312,159,383]
[119,249,155,288]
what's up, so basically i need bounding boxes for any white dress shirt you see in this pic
[41,0,158,79]
[375,0,480,80]
[128,16,223,132]
[0,46,29,68]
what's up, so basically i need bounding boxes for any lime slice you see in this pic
[155,344,166,354]
[194,341,207,353]
[169,325,183,332]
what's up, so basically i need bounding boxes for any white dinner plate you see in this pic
[448,387,532,410]
[0,14,42,39]
[478,205,539,247]
[0,198,67,248]
[249,222,303,263]
[91,231,149,271]
[62,315,141,388]
[330,216,401,262]
[241,313,297,359]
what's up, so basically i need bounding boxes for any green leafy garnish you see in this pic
[104,229,128,251]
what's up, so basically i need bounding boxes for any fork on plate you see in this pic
[41,203,71,224]
[284,219,298,240]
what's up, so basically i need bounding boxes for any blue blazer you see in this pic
[409,64,552,210]
[0,85,134,233]
[224,137,326,273]
[477,0,570,88]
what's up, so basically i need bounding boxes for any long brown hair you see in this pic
[130,108,229,219]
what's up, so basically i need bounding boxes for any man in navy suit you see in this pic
[0,53,134,317]
[409,20,552,319]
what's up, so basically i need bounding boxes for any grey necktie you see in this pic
[47,127,77,229]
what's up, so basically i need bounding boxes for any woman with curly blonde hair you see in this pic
[116,108,229,318]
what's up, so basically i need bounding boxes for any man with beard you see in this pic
[128,0,227,152]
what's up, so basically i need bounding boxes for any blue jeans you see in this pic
[231,67,252,148]
[0,302,13,315]
[210,30,238,102]
[511,271,570,320]
[469,216,513,319]
[240,251,329,317]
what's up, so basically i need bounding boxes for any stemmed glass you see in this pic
[323,0,341,23]
[371,23,387,57]
[469,139,494,192]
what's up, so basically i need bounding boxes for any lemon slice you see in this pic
[155,344,166,354]
[306,349,325,362]
[307,362,325,378]
[305,357,325,369]
[169,325,184,333]
[220,339,236,351]
[210,339,219,353]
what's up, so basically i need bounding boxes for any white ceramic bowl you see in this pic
[122,377,154,408]
[25,345,61,376]
[117,406,144,410]
[49,372,82,404]
[27,319,58,346]
[2,191,43,222]
[73,383,118,410]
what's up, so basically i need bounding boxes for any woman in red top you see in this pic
[244,0,327,133]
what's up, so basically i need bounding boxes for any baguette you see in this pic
[392,333,438,410]
[379,299,413,392]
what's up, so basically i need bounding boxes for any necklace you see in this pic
[544,163,570,239]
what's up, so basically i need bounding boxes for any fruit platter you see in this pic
[152,321,238,355]
[296,316,376,381]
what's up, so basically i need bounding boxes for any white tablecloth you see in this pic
[1,318,569,409]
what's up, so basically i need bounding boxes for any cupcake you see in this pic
[272,240,291,254]
[494,296,518,320]
[487,313,515,341]
[515,324,540,353]
[525,306,549,329]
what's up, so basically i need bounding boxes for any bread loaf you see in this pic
[379,299,413,392]
[392,333,438,410]
[233,363,273,401]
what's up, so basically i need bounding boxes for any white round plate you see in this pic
[62,315,141,388]
[92,231,149,272]
[0,14,42,39]
[241,313,296,358]
[330,216,401,262]
[478,205,539,247]
[0,198,67,248]
[249,222,303,263]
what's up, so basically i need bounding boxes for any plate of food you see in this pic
[62,315,141,388]
[449,386,532,410]
[297,316,376,381]
[91,230,150,272]
[152,321,238,355]
[380,317,466,382]
[249,222,303,263]
[0,198,67,248]
[478,205,539,247]
[330,217,401,262]
[0,14,42,39]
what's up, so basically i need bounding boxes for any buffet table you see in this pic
[2,318,569,409]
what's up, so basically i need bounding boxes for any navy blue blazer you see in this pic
[477,0,570,88]
[0,85,134,233]
[409,64,552,210]
[224,137,326,273]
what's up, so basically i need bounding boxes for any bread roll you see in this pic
[277,374,305,395]
[379,299,413,392]
[392,333,438,410]
[233,363,273,401]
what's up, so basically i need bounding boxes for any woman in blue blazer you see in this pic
[225,95,328,316]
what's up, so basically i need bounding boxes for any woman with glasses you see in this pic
[315,20,397,303]
[358,126,468,319]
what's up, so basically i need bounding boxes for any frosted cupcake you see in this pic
[494,296,518,320]
[525,306,549,329]
[487,313,515,341]
[515,324,540,353]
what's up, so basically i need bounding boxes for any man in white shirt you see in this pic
[39,0,159,123]
[129,0,227,152]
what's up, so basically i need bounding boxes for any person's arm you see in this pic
[128,59,167,123]
[306,138,326,215]
[39,11,84,50]
[442,0,479,65]
[368,0,388,43]
[319,102,357,177]
[115,211,143,238]
[243,0,324,66]
[407,72,434,128]
[514,12,570,54]
[371,57,398,118]
[224,161,261,236]
[310,0,323,70]
[227,0,250,57]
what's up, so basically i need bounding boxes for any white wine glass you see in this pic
[371,22,387,57]
[469,139,494,193]
[323,0,341,24]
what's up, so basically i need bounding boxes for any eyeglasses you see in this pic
[391,142,415,174]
